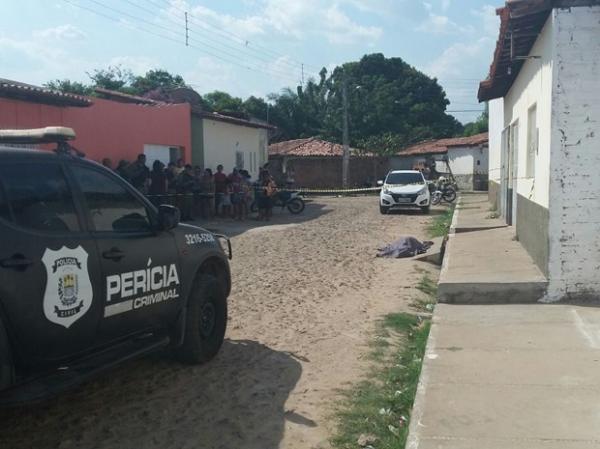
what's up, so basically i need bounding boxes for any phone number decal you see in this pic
[185,233,216,245]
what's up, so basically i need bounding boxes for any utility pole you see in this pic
[185,12,189,46]
[342,75,350,189]
[301,63,304,86]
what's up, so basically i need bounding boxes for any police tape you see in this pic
[144,187,382,198]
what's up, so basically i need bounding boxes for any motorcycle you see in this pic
[430,178,457,205]
[251,190,306,214]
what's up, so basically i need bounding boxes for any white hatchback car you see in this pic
[378,170,431,214]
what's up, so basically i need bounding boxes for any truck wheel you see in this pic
[176,274,227,364]
[0,318,14,390]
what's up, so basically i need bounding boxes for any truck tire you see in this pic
[0,318,14,391]
[176,274,227,365]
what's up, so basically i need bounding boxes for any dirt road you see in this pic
[0,196,439,449]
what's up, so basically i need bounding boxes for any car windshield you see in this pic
[385,173,424,185]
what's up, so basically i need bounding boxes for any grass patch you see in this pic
[411,275,438,313]
[427,205,455,238]
[331,313,431,449]
[331,275,437,448]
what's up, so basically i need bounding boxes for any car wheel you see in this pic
[0,318,14,391]
[380,205,389,215]
[176,274,227,364]
[421,205,431,214]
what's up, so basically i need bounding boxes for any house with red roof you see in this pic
[391,133,489,191]
[268,137,389,188]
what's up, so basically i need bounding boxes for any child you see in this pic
[221,178,233,219]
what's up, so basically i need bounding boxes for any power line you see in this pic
[154,0,322,73]
[87,0,303,81]
[124,0,320,79]
[67,0,301,84]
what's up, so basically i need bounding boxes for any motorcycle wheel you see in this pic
[443,188,457,203]
[250,201,258,213]
[431,193,442,205]
[287,198,305,214]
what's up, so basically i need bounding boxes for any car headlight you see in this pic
[383,188,392,195]
[418,186,428,195]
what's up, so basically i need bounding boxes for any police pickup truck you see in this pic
[0,127,232,404]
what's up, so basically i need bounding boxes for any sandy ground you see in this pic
[0,196,440,449]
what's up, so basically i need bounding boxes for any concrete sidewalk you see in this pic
[438,194,547,304]
[407,304,600,448]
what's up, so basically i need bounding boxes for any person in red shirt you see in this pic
[213,164,228,217]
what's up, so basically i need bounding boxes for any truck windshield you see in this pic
[385,173,424,185]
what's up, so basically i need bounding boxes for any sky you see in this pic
[0,0,501,123]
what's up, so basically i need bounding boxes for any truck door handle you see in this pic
[102,248,125,261]
[0,254,33,270]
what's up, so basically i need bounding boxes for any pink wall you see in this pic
[0,97,191,164]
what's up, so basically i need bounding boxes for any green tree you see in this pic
[203,91,244,114]
[44,79,92,96]
[87,65,135,92]
[319,53,462,153]
[463,109,488,136]
[130,69,185,95]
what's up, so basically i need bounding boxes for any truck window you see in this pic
[71,165,152,233]
[0,163,80,232]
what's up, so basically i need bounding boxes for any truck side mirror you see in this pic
[157,205,180,231]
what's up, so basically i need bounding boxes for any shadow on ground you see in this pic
[0,340,302,449]
[194,200,332,238]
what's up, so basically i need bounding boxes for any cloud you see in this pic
[32,24,85,40]
[441,0,451,11]
[416,13,473,34]
[471,4,500,38]
[426,37,492,78]
[163,0,382,45]
[107,56,160,74]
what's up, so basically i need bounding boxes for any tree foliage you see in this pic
[44,79,92,96]
[463,110,488,136]
[45,54,466,153]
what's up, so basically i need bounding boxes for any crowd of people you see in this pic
[101,155,281,222]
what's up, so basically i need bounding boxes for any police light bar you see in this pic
[0,126,76,144]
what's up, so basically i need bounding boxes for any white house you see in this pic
[479,0,600,301]
[390,133,489,191]
[191,110,271,180]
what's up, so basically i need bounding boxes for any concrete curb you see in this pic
[405,203,459,448]
[405,304,440,449]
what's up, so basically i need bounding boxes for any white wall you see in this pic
[504,15,554,209]
[488,98,504,184]
[546,6,600,301]
[448,146,488,175]
[202,119,268,179]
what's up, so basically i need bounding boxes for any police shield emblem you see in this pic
[42,246,93,328]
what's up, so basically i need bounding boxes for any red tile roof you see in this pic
[269,137,373,157]
[397,132,488,156]
[0,78,92,107]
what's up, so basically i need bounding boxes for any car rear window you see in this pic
[0,163,80,232]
